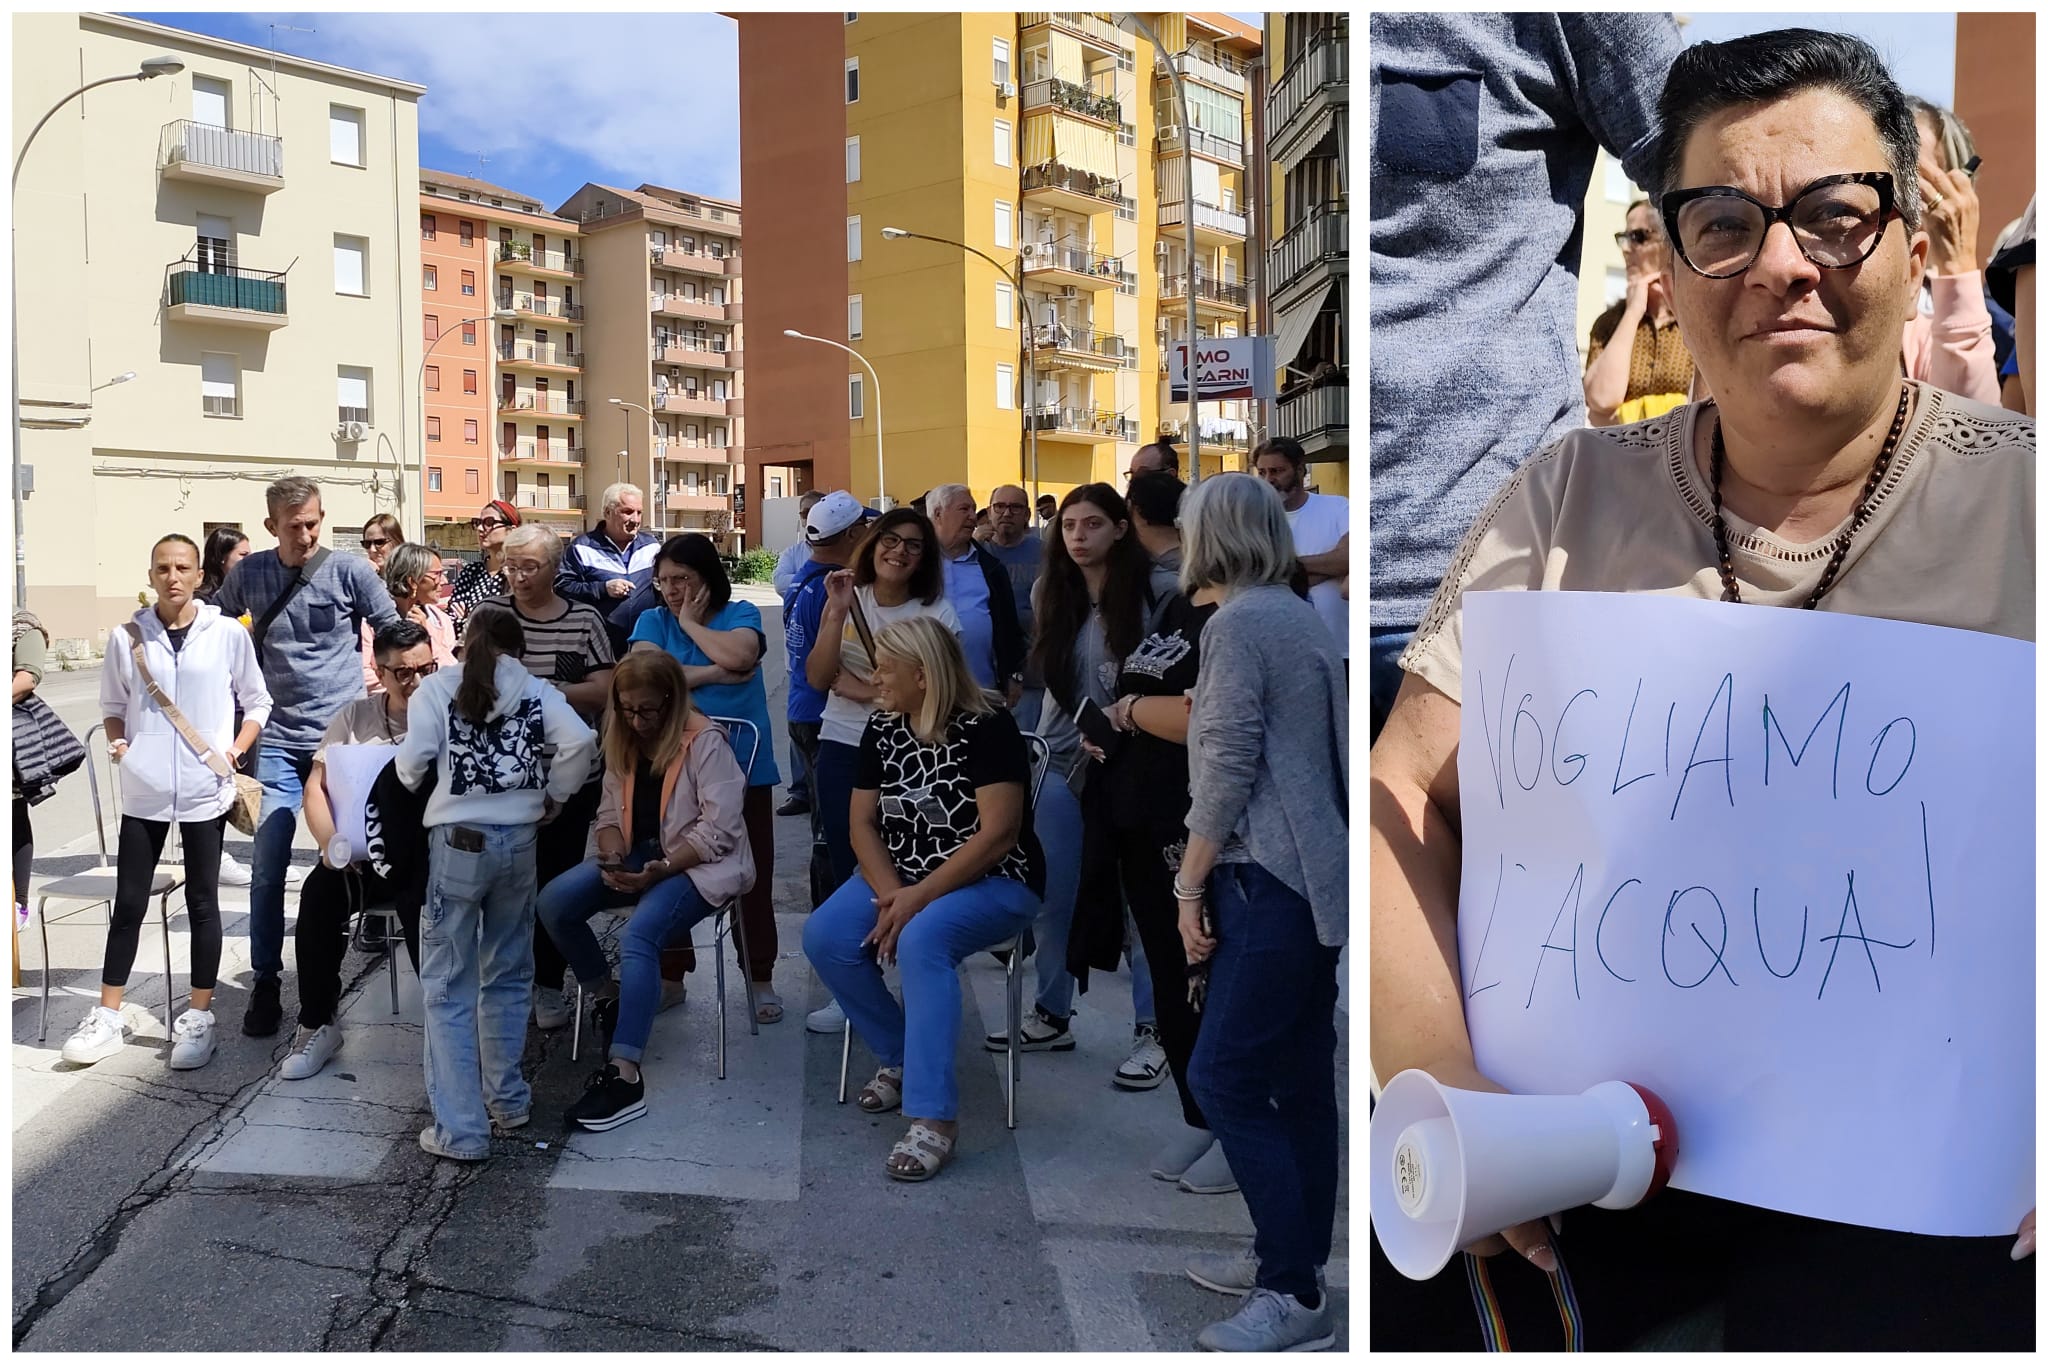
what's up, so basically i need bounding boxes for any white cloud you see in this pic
[306,12,740,201]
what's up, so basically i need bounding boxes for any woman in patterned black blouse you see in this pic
[446,500,521,622]
[802,616,1045,1183]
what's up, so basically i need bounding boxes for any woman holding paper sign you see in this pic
[1370,28,2033,1352]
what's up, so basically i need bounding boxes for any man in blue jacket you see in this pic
[783,493,866,920]
[556,482,662,654]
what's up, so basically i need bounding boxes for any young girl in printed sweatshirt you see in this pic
[395,604,596,1160]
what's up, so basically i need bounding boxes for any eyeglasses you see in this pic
[379,661,440,685]
[1613,227,1656,249]
[618,702,670,721]
[989,501,1029,513]
[1660,172,1897,280]
[470,517,508,532]
[361,537,391,551]
[878,533,925,555]
[502,560,549,578]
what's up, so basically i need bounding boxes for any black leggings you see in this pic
[1107,822,1207,1130]
[296,863,421,1030]
[13,797,31,910]
[106,814,224,991]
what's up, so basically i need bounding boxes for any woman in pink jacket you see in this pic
[537,648,754,1131]
[1900,97,1999,403]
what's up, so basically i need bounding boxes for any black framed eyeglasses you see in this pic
[379,661,440,685]
[877,532,925,555]
[470,517,507,532]
[1614,227,1656,249]
[618,701,671,721]
[1659,172,1898,280]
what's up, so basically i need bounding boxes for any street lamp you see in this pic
[882,225,1040,500]
[1113,12,1201,485]
[91,371,138,394]
[13,55,184,608]
[414,307,516,540]
[606,397,658,526]
[783,329,886,508]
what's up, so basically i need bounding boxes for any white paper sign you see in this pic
[321,744,397,863]
[1456,591,2034,1236]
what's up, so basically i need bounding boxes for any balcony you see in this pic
[1269,204,1348,304]
[1029,323,1128,374]
[657,392,739,419]
[159,120,283,194]
[497,339,582,370]
[1021,243,1121,292]
[657,442,739,466]
[1157,269,1249,314]
[1272,380,1348,459]
[1019,11,1127,54]
[498,290,584,322]
[1163,417,1250,452]
[498,393,585,419]
[495,243,584,276]
[163,260,289,330]
[1021,162,1124,217]
[1020,77,1121,127]
[664,491,729,514]
[1159,198,1248,244]
[651,292,734,323]
[513,490,587,513]
[653,337,737,369]
[1025,404,1137,444]
[650,246,738,278]
[499,441,581,464]
[1269,31,1347,169]
[1156,122,1244,166]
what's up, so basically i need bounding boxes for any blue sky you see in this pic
[132,11,1269,212]
[1680,12,1955,108]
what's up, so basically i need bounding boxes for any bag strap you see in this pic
[123,623,234,779]
[251,545,330,659]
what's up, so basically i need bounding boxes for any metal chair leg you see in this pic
[570,975,584,1062]
[36,897,50,1042]
[386,931,400,1015]
[713,913,728,1081]
[726,898,758,1039]
[837,1017,853,1105]
[159,894,175,1031]
[1006,949,1022,1130]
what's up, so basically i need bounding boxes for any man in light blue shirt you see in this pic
[926,484,1023,702]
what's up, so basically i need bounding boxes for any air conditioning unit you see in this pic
[997,80,1018,98]
[1154,241,1171,258]
[333,421,367,442]
[1058,287,1079,300]
[1159,124,1181,142]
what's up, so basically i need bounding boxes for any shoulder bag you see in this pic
[122,624,263,834]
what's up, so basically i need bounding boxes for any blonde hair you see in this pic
[872,615,992,745]
[602,649,699,774]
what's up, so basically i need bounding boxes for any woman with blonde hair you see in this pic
[536,650,754,1131]
[363,542,458,696]
[802,615,1044,1182]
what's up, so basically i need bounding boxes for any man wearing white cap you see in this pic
[782,490,868,842]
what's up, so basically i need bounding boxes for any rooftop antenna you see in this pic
[475,151,491,180]
[253,23,315,138]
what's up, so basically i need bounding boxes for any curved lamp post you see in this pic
[783,329,886,508]
[13,55,184,606]
[414,307,516,539]
[606,396,658,527]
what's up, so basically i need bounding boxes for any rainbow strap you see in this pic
[1464,1241,1583,1352]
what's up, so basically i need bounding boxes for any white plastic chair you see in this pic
[569,715,760,1080]
[838,731,1052,1131]
[33,723,183,1041]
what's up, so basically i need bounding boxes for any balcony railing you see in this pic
[1021,162,1124,207]
[159,120,283,183]
[1023,244,1121,280]
[501,440,580,463]
[1269,32,1348,136]
[499,394,585,417]
[1164,417,1250,450]
[164,259,289,319]
[1160,199,1249,237]
[654,336,734,358]
[496,243,584,274]
[1031,322,1128,359]
[513,490,586,511]
[1157,270,1249,307]
[1157,122,1243,165]
[1023,76,1121,125]
[1273,380,1348,444]
[1025,404,1138,441]
[650,246,738,273]
[498,291,584,321]
[1019,12,1127,50]
[1270,205,1347,294]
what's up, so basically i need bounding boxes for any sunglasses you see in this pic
[470,517,508,532]
[1614,228,1656,249]
[361,537,391,551]
[378,661,440,685]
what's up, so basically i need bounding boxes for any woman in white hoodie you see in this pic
[395,604,596,1161]
[69,534,271,1070]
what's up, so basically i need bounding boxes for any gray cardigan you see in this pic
[1185,585,1349,945]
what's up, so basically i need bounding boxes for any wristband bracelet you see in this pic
[1172,879,1205,902]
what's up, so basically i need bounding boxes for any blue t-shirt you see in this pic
[941,548,998,688]
[784,559,835,725]
[629,601,781,787]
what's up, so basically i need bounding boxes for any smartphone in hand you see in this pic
[1074,698,1125,760]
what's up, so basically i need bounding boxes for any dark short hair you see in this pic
[852,507,944,604]
[1252,435,1308,469]
[373,619,431,659]
[653,533,733,614]
[1132,438,1179,475]
[1653,28,1922,229]
[1125,471,1185,528]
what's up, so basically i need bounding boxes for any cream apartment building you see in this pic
[12,13,423,648]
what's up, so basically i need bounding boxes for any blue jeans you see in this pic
[536,843,719,1064]
[249,744,315,983]
[1187,861,1342,1303]
[1029,774,1155,1026]
[420,822,540,1157]
[1369,626,1415,745]
[803,870,1039,1121]
[1012,686,1045,736]
[813,739,861,888]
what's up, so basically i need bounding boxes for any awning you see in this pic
[1275,104,1338,176]
[1057,116,1118,179]
[1022,112,1056,167]
[1271,280,1337,369]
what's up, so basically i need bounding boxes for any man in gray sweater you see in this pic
[215,477,399,1036]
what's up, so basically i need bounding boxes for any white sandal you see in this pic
[857,1066,903,1113]
[886,1121,956,1182]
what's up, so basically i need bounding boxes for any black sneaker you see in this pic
[775,793,812,818]
[242,977,283,1037]
[984,1004,1076,1052]
[353,913,388,956]
[565,1063,647,1131]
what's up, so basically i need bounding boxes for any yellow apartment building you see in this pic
[12,12,423,648]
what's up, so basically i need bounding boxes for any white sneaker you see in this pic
[1196,1287,1335,1352]
[806,999,846,1033]
[61,1005,129,1065]
[167,1008,217,1070]
[533,985,571,1030]
[216,853,252,887]
[1114,1024,1168,1089]
[279,1023,343,1080]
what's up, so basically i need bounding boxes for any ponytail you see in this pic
[455,604,524,725]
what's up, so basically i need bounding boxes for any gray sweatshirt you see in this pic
[216,548,399,751]
[1185,585,1348,946]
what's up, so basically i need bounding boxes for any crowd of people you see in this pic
[25,430,1351,1350]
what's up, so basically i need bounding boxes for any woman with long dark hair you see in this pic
[197,527,250,605]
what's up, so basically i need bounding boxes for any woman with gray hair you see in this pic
[362,542,457,697]
[1900,95,1998,403]
[1172,471,1347,1352]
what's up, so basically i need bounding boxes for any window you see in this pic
[995,363,1014,410]
[847,215,862,262]
[460,269,475,297]
[200,352,239,418]
[848,293,863,340]
[458,321,474,345]
[337,366,371,424]
[846,57,860,104]
[421,213,437,240]
[849,373,864,419]
[463,369,478,394]
[465,465,480,489]
[328,105,364,166]
[994,200,1012,248]
[423,265,437,291]
[197,214,233,272]
[424,314,440,342]
[995,282,1013,330]
[334,235,367,296]
[459,220,474,245]
[994,118,1011,167]
[427,467,443,492]
[993,37,1011,85]
[427,416,442,442]
[425,365,440,392]
[1117,48,1135,73]
[846,136,861,183]
[845,11,856,20]
[192,75,229,128]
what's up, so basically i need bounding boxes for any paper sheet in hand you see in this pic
[1455,591,2033,1235]
[321,744,397,863]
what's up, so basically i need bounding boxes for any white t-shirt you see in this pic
[1288,492,1350,657]
[818,587,965,748]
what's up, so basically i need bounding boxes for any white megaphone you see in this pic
[1369,1069,1678,1281]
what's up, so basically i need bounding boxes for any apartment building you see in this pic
[554,183,744,548]
[734,11,1260,541]
[12,13,423,645]
[1262,12,1347,493]
[415,170,590,550]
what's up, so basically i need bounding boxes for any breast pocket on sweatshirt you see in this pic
[299,586,341,639]
[1376,67,1481,179]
